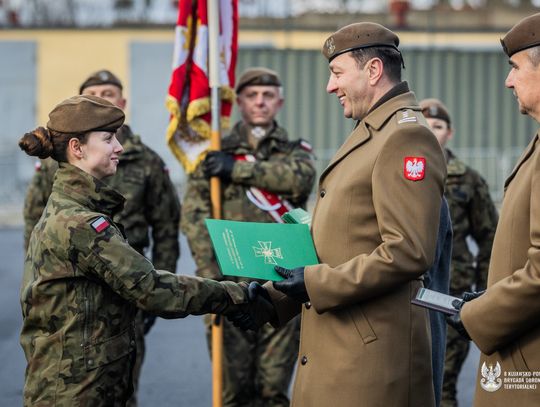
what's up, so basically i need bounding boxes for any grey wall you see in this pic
[0,41,36,203]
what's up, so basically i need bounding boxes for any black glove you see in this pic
[227,282,275,331]
[202,151,235,181]
[446,290,485,340]
[143,312,157,335]
[273,266,309,303]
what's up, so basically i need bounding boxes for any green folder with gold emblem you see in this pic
[205,219,318,281]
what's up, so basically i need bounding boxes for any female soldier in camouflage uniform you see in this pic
[18,95,252,406]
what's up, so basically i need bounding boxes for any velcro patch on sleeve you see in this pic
[404,157,426,181]
[90,216,111,233]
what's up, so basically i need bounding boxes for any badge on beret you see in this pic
[326,37,336,55]
[91,216,110,233]
[404,157,425,181]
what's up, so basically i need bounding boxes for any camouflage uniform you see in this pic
[181,121,316,407]
[441,149,498,407]
[22,124,180,405]
[21,163,247,406]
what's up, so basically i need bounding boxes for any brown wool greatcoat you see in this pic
[461,133,540,406]
[266,91,446,407]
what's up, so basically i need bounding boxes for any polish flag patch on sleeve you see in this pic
[404,157,426,181]
[91,216,111,233]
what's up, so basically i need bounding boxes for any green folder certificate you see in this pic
[205,219,319,281]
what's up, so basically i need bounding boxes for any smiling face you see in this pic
[505,48,540,122]
[69,131,123,180]
[236,85,283,126]
[326,52,373,120]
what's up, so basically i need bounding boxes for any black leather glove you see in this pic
[227,282,275,331]
[273,266,309,303]
[202,151,235,181]
[446,290,485,340]
[143,312,157,335]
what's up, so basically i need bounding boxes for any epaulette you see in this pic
[396,109,418,125]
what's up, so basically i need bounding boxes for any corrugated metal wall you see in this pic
[234,46,538,200]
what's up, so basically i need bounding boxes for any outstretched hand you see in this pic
[227,282,275,331]
[273,266,309,303]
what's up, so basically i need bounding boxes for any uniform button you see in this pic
[320,189,326,198]
[87,359,93,366]
[305,302,311,309]
[301,356,308,365]
[130,340,136,347]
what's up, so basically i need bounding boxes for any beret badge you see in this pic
[326,37,336,55]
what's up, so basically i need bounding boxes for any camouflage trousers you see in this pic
[126,310,146,407]
[204,314,300,407]
[441,324,470,407]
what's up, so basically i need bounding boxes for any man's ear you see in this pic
[67,137,84,160]
[367,57,384,85]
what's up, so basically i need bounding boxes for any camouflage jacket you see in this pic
[181,121,316,281]
[20,163,247,406]
[23,125,180,272]
[445,149,498,294]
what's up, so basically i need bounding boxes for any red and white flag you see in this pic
[166,0,238,173]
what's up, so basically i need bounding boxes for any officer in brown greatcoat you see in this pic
[450,12,540,406]
[229,22,447,407]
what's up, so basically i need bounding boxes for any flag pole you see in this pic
[208,1,224,406]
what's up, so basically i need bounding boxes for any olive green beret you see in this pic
[47,95,125,134]
[322,22,400,62]
[501,13,540,57]
[419,98,452,127]
[235,67,281,94]
[79,69,123,94]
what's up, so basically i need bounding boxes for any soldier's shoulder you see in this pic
[288,138,314,154]
[394,108,423,127]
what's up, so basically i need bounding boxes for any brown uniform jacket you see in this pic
[462,133,540,406]
[266,89,446,407]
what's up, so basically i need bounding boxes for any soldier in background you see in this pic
[181,67,316,406]
[420,98,498,407]
[22,70,181,406]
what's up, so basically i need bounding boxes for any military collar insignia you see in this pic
[251,126,267,139]
[90,216,111,233]
[404,157,426,181]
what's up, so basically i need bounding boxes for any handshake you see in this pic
[228,265,309,331]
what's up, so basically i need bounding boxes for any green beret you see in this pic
[235,67,281,94]
[47,95,125,134]
[79,69,123,94]
[322,22,400,62]
[501,13,540,57]
[419,98,452,127]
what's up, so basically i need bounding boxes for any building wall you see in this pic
[0,28,536,204]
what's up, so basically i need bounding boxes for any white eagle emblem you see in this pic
[480,361,502,392]
[404,157,426,180]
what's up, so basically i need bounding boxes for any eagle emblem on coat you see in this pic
[480,361,502,392]
[404,157,426,181]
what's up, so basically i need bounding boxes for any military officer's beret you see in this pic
[79,69,123,94]
[47,95,125,134]
[235,67,281,94]
[419,98,452,127]
[501,12,540,57]
[322,22,400,62]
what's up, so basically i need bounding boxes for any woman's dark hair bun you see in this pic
[18,127,54,159]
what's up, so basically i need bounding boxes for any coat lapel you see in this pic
[319,121,371,182]
[319,92,421,183]
[504,132,539,190]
